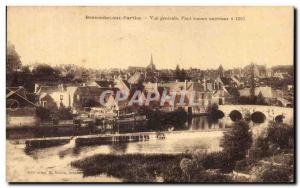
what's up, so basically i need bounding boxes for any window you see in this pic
[41,100,47,107]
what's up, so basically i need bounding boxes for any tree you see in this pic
[256,92,266,105]
[174,65,188,81]
[175,65,181,80]
[221,120,252,162]
[6,42,22,73]
[32,64,58,75]
[58,105,73,120]
[217,65,224,76]
[36,106,52,121]
[267,122,294,150]
[249,63,256,103]
[21,65,31,73]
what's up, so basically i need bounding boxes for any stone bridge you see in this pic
[218,105,294,125]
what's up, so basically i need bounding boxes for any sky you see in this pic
[7,6,294,70]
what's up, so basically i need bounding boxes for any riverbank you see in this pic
[70,153,232,182]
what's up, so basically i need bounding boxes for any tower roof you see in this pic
[147,54,156,70]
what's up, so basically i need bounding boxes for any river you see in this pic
[7,116,225,182]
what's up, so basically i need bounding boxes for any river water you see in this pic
[7,116,226,182]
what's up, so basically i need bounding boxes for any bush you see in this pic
[250,162,292,182]
[221,121,252,162]
[267,122,294,150]
[248,136,270,162]
[202,152,235,173]
[248,122,294,163]
[234,159,248,172]
[58,106,73,120]
[180,158,200,180]
[36,105,58,122]
[229,110,243,122]
[251,111,266,123]
[36,106,52,121]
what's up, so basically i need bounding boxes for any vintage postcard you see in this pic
[6,6,294,183]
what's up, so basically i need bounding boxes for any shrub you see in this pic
[202,152,235,173]
[180,158,199,180]
[229,110,243,122]
[250,162,292,182]
[267,122,294,150]
[36,106,52,121]
[248,136,270,162]
[58,106,73,120]
[221,121,252,162]
[234,159,248,172]
[251,111,266,123]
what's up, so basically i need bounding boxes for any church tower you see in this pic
[147,54,156,70]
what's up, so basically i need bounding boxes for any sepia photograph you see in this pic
[6,6,295,183]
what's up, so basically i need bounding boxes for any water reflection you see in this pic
[188,116,225,130]
[118,116,227,133]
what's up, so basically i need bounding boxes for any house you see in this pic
[214,76,241,90]
[105,94,129,116]
[239,86,274,99]
[114,79,131,93]
[6,87,39,128]
[212,76,240,104]
[287,85,294,91]
[158,81,211,114]
[86,80,114,88]
[73,86,112,109]
[243,64,268,78]
[276,97,293,107]
[202,78,214,92]
[105,88,147,116]
[211,89,230,105]
[35,84,78,108]
[128,72,145,85]
[6,86,36,108]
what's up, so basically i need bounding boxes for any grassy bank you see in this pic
[71,153,231,182]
